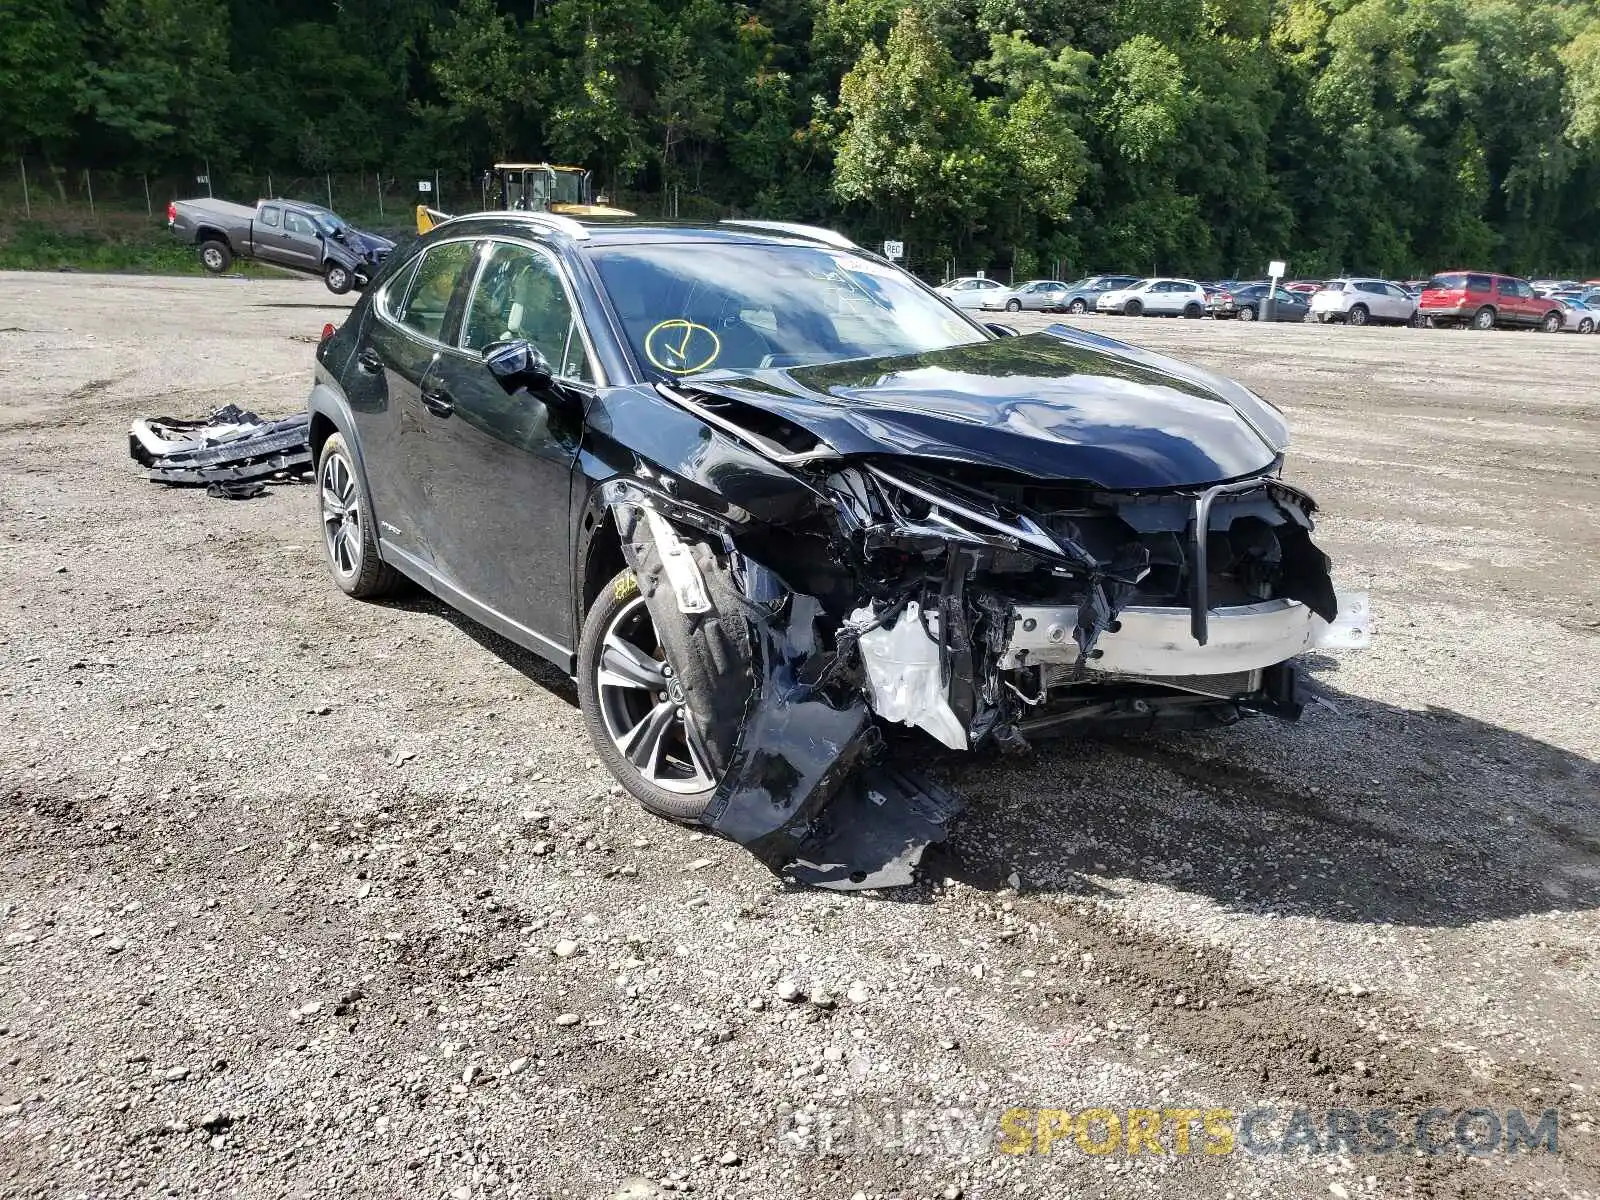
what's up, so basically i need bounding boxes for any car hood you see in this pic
[343,228,395,258]
[670,327,1289,490]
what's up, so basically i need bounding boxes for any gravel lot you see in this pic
[2,272,1597,1200]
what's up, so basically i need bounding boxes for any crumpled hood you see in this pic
[673,326,1290,490]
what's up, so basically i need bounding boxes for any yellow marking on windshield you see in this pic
[643,319,721,374]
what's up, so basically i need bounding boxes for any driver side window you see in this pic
[284,211,315,236]
[460,242,592,383]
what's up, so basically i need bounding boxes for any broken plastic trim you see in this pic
[129,404,311,487]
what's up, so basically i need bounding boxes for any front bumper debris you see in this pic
[129,404,311,489]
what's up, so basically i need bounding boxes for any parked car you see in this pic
[1309,278,1418,326]
[1418,271,1565,331]
[1095,278,1208,317]
[934,276,1009,309]
[1559,298,1597,333]
[306,213,1366,885]
[1051,275,1141,314]
[978,279,1072,312]
[1214,283,1310,322]
[168,196,394,293]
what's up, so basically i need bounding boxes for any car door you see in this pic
[1273,287,1306,321]
[1380,282,1414,322]
[419,238,593,659]
[347,238,480,565]
[276,210,325,270]
[1504,278,1541,326]
[1145,281,1176,314]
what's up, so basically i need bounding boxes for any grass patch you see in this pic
[0,217,266,276]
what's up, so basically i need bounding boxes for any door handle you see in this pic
[419,383,454,417]
[356,349,384,374]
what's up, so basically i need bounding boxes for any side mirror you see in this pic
[984,322,1020,338]
[484,339,554,393]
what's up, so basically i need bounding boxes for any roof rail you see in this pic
[439,209,591,241]
[719,219,855,250]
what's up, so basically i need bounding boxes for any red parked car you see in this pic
[1418,271,1565,331]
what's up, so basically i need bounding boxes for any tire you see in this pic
[1472,306,1496,331]
[1125,299,1143,317]
[1347,304,1369,327]
[1005,298,1022,312]
[577,561,750,822]
[325,263,354,295]
[317,432,398,600]
[198,240,231,274]
[1237,305,1256,322]
[1580,318,1594,335]
[1183,302,1203,319]
[1068,298,1087,314]
[1540,310,1562,333]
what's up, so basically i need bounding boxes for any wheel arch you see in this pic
[193,225,229,247]
[307,383,382,548]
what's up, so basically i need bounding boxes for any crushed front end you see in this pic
[606,451,1367,891]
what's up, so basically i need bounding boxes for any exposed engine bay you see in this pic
[605,444,1369,892]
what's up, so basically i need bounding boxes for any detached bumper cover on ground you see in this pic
[129,404,311,490]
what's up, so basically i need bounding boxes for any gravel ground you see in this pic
[1,272,1597,1200]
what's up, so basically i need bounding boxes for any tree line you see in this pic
[6,0,1600,278]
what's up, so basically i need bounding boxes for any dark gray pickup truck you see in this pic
[166,196,395,294]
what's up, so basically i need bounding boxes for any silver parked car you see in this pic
[979,280,1072,312]
[1309,278,1418,326]
[934,276,1010,310]
[1095,278,1208,318]
[1558,298,1597,333]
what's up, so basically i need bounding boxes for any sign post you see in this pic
[1264,259,1286,323]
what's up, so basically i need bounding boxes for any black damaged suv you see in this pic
[309,213,1365,886]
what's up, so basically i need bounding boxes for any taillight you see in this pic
[320,323,337,343]
[165,201,176,224]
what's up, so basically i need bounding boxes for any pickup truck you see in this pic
[166,197,396,294]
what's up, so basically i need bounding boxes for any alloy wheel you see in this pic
[594,595,716,795]
[320,450,362,580]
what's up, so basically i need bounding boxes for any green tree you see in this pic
[0,0,85,158]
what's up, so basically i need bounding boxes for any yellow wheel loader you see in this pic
[416,163,632,235]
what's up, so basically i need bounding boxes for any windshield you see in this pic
[313,213,347,237]
[589,242,987,376]
[551,171,586,206]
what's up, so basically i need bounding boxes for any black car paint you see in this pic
[309,215,1331,887]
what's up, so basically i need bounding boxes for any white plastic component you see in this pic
[850,602,968,750]
[641,507,710,614]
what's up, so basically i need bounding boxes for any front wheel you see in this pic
[1580,318,1595,335]
[1540,310,1563,333]
[1005,298,1022,312]
[1068,298,1087,314]
[577,563,749,822]
[325,263,354,295]
[198,240,231,274]
[1183,302,1203,319]
[1125,299,1143,317]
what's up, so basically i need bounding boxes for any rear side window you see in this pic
[394,240,477,341]
[1467,274,1492,293]
[1356,281,1385,294]
[1428,274,1466,290]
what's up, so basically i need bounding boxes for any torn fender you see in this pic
[611,494,961,889]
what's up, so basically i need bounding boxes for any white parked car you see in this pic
[1095,278,1208,318]
[1559,298,1597,333]
[935,277,1009,310]
[978,280,1071,312]
[1309,278,1418,326]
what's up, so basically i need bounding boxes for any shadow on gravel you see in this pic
[927,676,1600,928]
[379,590,578,704]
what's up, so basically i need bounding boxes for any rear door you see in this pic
[346,238,479,564]
[420,238,593,659]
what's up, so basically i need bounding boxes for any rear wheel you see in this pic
[1237,305,1256,322]
[198,240,231,274]
[317,432,398,599]
[1125,299,1143,317]
[1540,310,1563,333]
[1347,304,1369,327]
[1472,306,1496,331]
